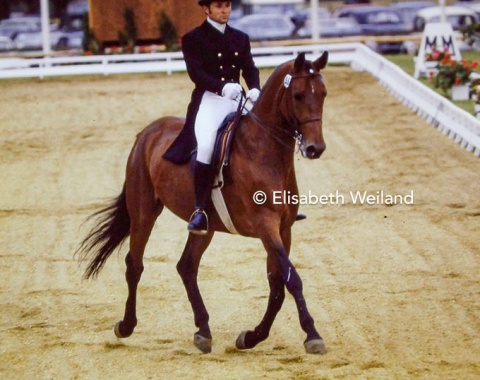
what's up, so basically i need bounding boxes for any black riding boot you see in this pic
[188,161,214,235]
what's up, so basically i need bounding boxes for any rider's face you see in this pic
[203,1,231,24]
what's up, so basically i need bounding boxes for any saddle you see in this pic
[211,111,240,186]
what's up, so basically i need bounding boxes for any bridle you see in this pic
[282,71,324,131]
[241,70,324,152]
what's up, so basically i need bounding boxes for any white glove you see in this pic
[247,88,260,102]
[222,83,242,100]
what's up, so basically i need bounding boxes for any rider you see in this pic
[182,0,261,235]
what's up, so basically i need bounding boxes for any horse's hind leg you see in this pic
[176,232,214,353]
[115,186,163,338]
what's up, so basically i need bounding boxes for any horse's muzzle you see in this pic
[302,142,326,159]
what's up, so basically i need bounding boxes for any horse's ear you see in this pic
[294,53,306,72]
[313,51,329,71]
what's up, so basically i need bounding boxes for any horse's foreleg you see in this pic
[235,257,285,350]
[238,230,326,354]
[176,232,214,353]
[276,245,326,354]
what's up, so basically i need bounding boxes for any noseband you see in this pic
[297,116,322,126]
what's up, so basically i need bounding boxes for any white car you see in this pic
[456,1,480,18]
[14,27,64,51]
[413,6,479,32]
[0,36,14,51]
[0,17,42,40]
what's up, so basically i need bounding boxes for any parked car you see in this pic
[389,1,436,31]
[456,1,480,18]
[0,35,14,51]
[52,0,88,50]
[56,28,84,50]
[412,6,479,32]
[229,14,296,41]
[65,0,88,15]
[56,14,85,50]
[290,7,331,28]
[296,17,363,39]
[247,3,298,19]
[229,7,243,22]
[334,5,411,53]
[14,26,64,51]
[0,17,41,40]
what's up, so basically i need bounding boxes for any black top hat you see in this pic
[198,0,231,5]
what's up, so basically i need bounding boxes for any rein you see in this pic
[244,108,300,153]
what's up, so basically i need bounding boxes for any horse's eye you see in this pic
[294,93,304,102]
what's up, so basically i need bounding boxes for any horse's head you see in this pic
[281,52,328,159]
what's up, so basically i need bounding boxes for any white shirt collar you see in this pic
[207,17,227,34]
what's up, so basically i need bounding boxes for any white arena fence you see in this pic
[1,42,479,156]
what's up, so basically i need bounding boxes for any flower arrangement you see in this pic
[425,47,449,62]
[428,49,479,95]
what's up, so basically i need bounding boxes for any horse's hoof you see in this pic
[114,321,124,338]
[114,321,133,338]
[304,339,327,355]
[235,330,249,350]
[194,333,212,353]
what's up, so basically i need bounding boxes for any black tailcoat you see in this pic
[163,21,260,164]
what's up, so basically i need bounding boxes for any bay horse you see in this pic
[77,51,328,354]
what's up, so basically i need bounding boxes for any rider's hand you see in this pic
[247,88,260,102]
[222,83,242,100]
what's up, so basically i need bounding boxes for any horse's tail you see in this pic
[76,184,130,279]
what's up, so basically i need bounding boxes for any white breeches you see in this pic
[194,91,239,164]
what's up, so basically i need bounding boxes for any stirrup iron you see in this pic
[188,209,209,235]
